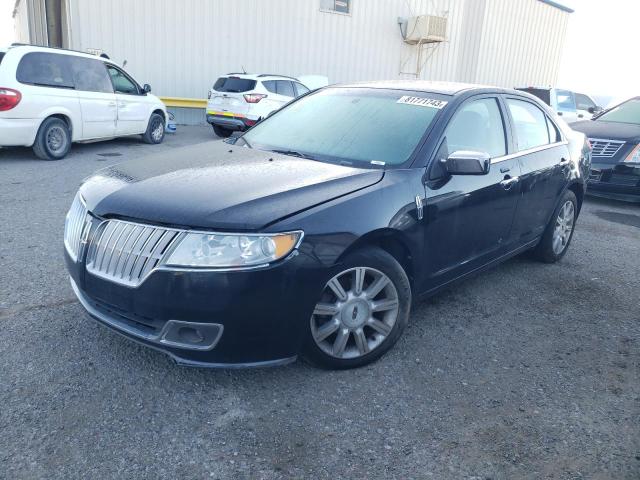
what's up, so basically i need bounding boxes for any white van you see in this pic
[0,45,167,160]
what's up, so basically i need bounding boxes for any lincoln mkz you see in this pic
[64,82,590,369]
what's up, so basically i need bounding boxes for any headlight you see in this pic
[624,144,640,163]
[162,231,303,268]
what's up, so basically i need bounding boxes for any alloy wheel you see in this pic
[151,119,164,142]
[310,267,399,359]
[552,200,575,255]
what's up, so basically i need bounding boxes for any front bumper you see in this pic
[66,243,329,367]
[587,162,640,203]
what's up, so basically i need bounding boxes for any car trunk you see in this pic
[207,77,255,116]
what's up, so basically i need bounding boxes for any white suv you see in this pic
[516,87,603,123]
[0,45,168,160]
[206,73,311,138]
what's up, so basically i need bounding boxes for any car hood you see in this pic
[570,120,640,143]
[80,141,384,231]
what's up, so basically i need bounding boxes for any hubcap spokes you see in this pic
[552,200,575,255]
[311,267,399,359]
[152,121,163,141]
[47,127,65,153]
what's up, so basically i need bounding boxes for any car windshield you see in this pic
[242,88,446,166]
[596,98,640,125]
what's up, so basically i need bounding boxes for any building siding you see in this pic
[16,0,570,124]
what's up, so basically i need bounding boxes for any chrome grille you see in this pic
[86,220,180,287]
[64,194,89,261]
[589,138,625,158]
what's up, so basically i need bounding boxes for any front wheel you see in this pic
[142,113,165,144]
[533,190,578,263]
[212,125,233,138]
[302,247,411,369]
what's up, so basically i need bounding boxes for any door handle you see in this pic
[578,114,584,118]
[500,176,519,190]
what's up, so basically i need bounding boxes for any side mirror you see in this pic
[589,106,603,114]
[143,84,152,94]
[444,151,491,175]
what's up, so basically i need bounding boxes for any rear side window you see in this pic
[262,80,277,94]
[440,98,506,159]
[555,90,576,111]
[507,99,550,150]
[0,52,5,65]
[17,52,74,89]
[71,57,113,93]
[213,77,256,93]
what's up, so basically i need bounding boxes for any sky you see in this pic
[0,0,636,104]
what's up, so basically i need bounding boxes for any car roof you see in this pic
[336,80,512,96]
[6,44,107,61]
[221,73,299,81]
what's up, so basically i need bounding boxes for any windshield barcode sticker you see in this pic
[397,96,448,109]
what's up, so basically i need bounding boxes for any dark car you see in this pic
[571,96,640,202]
[64,82,590,369]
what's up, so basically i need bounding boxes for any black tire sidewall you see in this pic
[143,114,165,144]
[212,125,233,138]
[535,189,578,263]
[34,118,71,160]
[302,247,412,370]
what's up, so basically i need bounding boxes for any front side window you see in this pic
[276,80,295,98]
[575,93,596,111]
[321,0,351,14]
[107,66,139,95]
[72,57,113,93]
[16,52,74,89]
[507,99,550,151]
[555,90,576,111]
[595,98,640,125]
[294,82,310,97]
[242,88,444,166]
[439,98,506,160]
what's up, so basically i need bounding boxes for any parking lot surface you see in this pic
[1,127,638,479]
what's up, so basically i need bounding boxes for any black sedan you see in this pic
[571,96,640,202]
[64,82,590,369]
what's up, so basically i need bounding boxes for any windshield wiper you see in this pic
[269,149,315,160]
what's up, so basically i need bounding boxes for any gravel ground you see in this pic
[1,127,638,479]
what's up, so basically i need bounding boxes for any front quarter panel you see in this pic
[268,168,426,283]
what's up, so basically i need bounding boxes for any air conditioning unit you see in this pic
[403,15,447,45]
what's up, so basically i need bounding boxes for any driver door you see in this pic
[106,65,149,135]
[423,96,521,290]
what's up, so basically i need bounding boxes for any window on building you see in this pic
[16,52,75,89]
[507,99,551,150]
[320,0,351,14]
[71,57,113,93]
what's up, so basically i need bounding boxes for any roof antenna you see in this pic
[242,65,246,74]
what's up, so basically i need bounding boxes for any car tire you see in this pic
[32,117,72,160]
[302,247,412,370]
[142,113,165,144]
[212,125,233,138]
[533,189,578,263]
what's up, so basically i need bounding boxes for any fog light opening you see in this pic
[177,326,205,344]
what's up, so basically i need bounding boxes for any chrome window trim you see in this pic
[83,216,305,288]
[491,140,569,164]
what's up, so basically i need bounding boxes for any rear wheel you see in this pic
[533,190,578,263]
[32,117,71,160]
[142,113,165,144]
[303,248,411,369]
[212,125,233,138]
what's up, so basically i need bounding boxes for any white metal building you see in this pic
[12,0,573,124]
